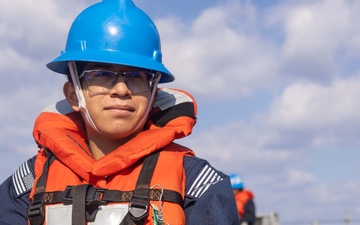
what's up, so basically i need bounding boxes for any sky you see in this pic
[1,0,360,223]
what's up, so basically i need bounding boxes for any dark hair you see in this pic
[66,61,87,83]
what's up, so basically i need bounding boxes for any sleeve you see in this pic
[183,156,240,225]
[0,156,36,225]
[241,199,256,225]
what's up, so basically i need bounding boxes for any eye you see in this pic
[125,71,155,81]
[94,71,113,78]
[85,71,115,83]
[125,71,145,79]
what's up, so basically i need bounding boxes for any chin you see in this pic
[104,128,138,139]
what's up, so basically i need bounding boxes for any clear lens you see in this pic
[79,70,155,94]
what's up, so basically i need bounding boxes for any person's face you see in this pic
[65,62,153,141]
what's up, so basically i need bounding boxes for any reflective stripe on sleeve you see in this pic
[186,164,223,198]
[12,160,34,197]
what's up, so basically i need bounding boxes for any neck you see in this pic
[87,129,140,160]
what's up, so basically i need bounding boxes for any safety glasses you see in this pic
[79,70,156,94]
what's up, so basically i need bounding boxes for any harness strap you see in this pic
[72,184,91,225]
[120,151,160,225]
[34,149,56,194]
[103,189,183,205]
[31,188,183,205]
[28,151,182,225]
[28,149,55,225]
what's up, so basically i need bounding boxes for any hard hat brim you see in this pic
[46,49,174,83]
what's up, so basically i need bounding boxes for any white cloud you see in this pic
[1,0,360,221]
[0,47,31,69]
[269,0,360,81]
[264,75,360,149]
[157,1,280,98]
[275,169,316,189]
[156,0,360,102]
[269,76,360,128]
[282,0,352,57]
[0,0,92,61]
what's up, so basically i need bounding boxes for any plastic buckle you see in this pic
[86,187,107,206]
[62,186,107,206]
[128,188,150,219]
[28,195,44,225]
[129,202,148,219]
[62,186,73,205]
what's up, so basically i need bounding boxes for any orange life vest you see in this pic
[28,88,197,225]
[234,190,254,217]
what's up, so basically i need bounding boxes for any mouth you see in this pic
[104,105,135,112]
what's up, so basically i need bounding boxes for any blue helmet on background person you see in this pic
[47,0,174,83]
[230,173,244,189]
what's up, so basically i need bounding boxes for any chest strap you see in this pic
[28,149,55,225]
[120,151,160,225]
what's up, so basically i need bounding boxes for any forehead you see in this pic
[81,62,140,71]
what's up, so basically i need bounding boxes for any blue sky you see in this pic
[1,0,360,222]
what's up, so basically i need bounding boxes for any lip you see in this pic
[104,104,135,113]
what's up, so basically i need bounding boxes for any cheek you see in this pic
[83,93,102,115]
[135,95,151,113]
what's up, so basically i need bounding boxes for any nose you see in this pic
[109,77,131,96]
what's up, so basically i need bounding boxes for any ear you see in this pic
[63,82,81,112]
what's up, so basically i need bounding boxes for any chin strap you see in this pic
[68,61,100,133]
[132,72,161,133]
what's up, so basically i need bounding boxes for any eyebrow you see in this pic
[86,64,112,70]
[85,64,139,71]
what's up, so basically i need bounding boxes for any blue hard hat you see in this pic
[230,173,244,189]
[47,0,174,83]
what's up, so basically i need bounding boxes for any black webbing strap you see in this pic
[27,188,183,206]
[120,152,160,225]
[28,150,55,225]
[102,189,183,206]
[34,150,56,194]
[72,184,91,225]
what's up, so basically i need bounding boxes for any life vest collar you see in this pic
[33,88,197,179]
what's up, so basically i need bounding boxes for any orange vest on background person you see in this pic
[234,189,254,217]
[28,88,197,225]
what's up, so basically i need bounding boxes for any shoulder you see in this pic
[184,156,225,198]
[10,156,36,197]
[244,189,255,199]
[0,157,36,224]
[182,156,240,224]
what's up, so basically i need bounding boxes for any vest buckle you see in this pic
[129,202,149,219]
[28,193,45,225]
[128,188,150,219]
[62,185,107,205]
